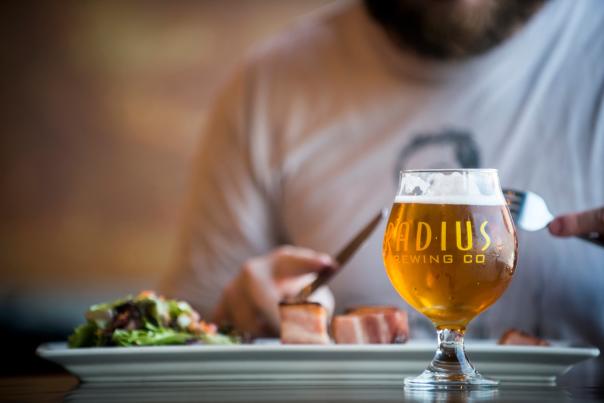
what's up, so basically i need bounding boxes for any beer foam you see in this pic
[395,194,505,205]
[395,171,505,205]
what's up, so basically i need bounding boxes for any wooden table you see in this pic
[1,375,603,402]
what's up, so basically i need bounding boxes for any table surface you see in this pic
[2,375,604,403]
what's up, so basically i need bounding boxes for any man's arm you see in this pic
[159,66,278,317]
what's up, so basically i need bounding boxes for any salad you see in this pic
[68,291,238,347]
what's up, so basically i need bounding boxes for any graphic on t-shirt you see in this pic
[394,129,481,184]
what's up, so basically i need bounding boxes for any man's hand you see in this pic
[548,206,604,238]
[213,246,336,337]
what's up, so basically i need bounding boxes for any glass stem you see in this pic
[428,328,476,378]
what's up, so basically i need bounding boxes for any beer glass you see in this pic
[383,169,517,389]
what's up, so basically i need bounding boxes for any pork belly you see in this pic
[332,306,409,344]
[279,302,330,344]
[498,329,550,346]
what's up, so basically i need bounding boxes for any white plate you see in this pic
[37,340,599,385]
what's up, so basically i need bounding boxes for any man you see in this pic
[161,0,604,384]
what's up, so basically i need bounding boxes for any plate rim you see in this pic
[37,341,600,359]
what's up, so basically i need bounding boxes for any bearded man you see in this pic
[162,0,604,385]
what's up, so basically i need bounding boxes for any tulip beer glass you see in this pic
[383,169,517,389]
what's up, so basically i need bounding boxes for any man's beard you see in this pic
[364,0,546,60]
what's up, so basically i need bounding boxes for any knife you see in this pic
[291,208,387,302]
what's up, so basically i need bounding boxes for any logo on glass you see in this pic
[384,217,495,265]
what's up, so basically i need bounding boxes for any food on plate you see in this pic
[278,301,409,345]
[68,291,239,347]
[279,301,330,344]
[332,306,409,344]
[498,328,550,346]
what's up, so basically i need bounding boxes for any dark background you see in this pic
[0,0,330,375]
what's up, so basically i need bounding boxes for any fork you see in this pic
[503,189,604,247]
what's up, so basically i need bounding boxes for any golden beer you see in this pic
[383,202,517,331]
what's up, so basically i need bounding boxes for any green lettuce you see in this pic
[68,293,239,347]
[112,328,194,346]
[68,322,99,348]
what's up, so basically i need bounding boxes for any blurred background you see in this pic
[0,0,330,375]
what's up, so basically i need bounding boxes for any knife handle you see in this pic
[291,265,337,302]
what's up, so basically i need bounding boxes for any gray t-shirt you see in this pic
[162,0,604,383]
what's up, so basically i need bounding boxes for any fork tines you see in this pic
[502,189,525,219]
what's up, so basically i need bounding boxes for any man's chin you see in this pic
[364,0,546,60]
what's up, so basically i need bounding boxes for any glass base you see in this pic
[404,369,498,390]
[404,328,499,391]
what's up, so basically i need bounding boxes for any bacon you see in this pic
[332,306,409,344]
[498,328,550,346]
[279,302,330,344]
